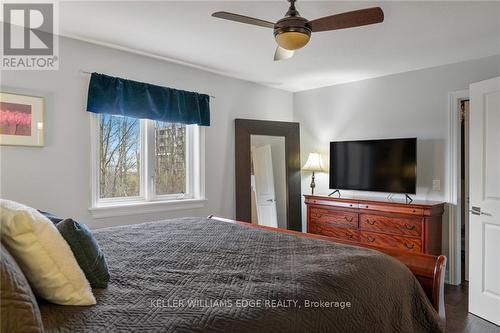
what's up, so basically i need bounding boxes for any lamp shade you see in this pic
[302,153,326,172]
[275,31,310,50]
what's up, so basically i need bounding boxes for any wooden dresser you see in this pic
[305,195,444,255]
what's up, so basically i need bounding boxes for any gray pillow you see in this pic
[1,243,44,333]
[56,219,110,288]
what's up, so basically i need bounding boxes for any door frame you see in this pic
[463,100,470,282]
[447,89,469,285]
[235,119,302,231]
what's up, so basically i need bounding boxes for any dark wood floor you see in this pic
[445,283,500,333]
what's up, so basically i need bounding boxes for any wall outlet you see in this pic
[432,180,441,191]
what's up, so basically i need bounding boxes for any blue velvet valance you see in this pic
[86,73,210,126]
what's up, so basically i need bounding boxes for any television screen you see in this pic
[329,138,416,194]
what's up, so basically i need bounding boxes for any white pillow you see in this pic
[0,199,96,305]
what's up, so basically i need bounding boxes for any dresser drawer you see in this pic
[358,203,423,216]
[359,214,422,237]
[360,231,422,252]
[309,222,360,242]
[310,207,358,229]
[306,198,359,209]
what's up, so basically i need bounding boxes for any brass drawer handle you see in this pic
[366,219,376,225]
[366,236,375,242]
[344,216,353,222]
[404,224,415,230]
[404,242,415,249]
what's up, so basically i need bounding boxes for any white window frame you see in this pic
[89,114,206,218]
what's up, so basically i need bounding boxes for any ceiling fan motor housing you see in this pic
[274,16,311,50]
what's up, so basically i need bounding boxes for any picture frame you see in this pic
[0,92,44,147]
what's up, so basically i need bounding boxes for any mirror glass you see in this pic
[250,135,286,229]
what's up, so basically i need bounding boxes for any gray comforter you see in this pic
[39,217,442,333]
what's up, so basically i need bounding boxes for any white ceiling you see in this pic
[59,1,500,92]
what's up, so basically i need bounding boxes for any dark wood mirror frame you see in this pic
[235,119,302,231]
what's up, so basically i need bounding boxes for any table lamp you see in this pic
[302,153,326,195]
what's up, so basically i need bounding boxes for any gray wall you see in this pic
[251,135,287,229]
[0,37,293,229]
[1,33,499,254]
[293,54,500,258]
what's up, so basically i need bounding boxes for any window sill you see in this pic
[89,198,207,219]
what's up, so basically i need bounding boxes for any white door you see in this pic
[252,145,278,228]
[469,76,500,326]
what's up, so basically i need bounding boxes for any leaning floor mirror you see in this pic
[234,119,301,231]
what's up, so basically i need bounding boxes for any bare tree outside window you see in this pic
[98,115,187,200]
[99,114,140,198]
[155,122,186,195]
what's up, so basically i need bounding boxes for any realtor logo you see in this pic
[3,3,53,55]
[1,2,59,70]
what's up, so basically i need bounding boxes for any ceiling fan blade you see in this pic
[308,7,384,32]
[212,11,275,29]
[274,46,294,61]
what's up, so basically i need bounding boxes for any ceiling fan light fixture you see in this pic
[275,31,310,50]
[212,0,384,60]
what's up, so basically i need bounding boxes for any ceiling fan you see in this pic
[212,0,384,61]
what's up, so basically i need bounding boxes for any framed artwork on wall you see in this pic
[0,92,44,147]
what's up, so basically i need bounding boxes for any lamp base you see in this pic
[310,171,316,195]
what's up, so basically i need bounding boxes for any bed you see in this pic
[39,216,445,333]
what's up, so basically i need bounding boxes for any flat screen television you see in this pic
[329,138,417,194]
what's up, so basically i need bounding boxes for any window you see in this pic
[99,115,141,199]
[90,114,204,214]
[154,121,186,195]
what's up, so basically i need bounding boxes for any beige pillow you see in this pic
[0,200,96,305]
